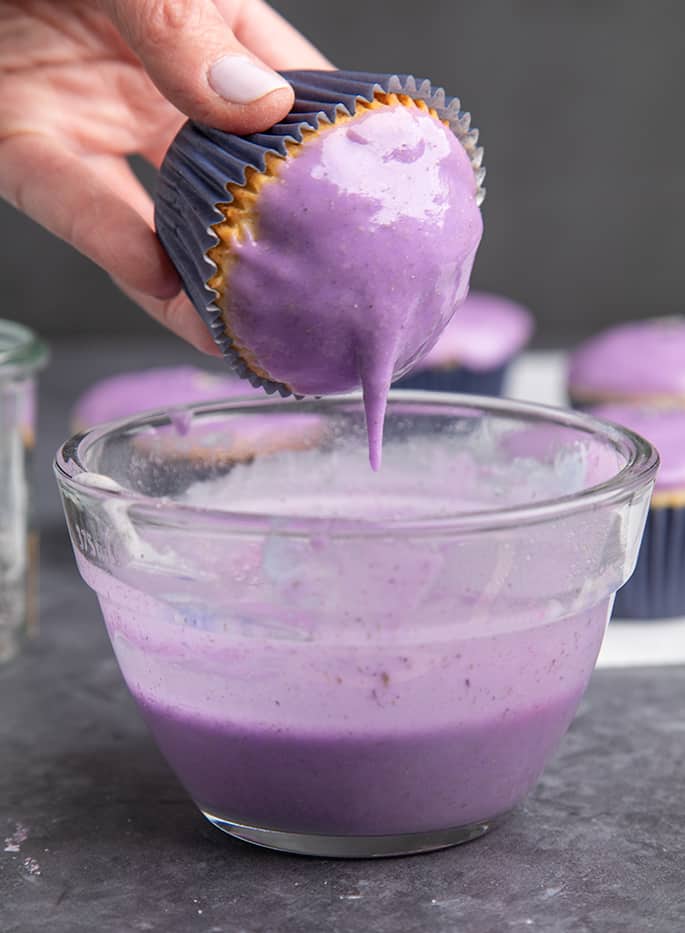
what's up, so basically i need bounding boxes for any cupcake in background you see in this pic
[567,316,685,408]
[71,366,324,471]
[70,366,254,432]
[590,403,685,620]
[396,291,534,396]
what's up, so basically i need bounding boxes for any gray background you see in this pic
[1,0,682,348]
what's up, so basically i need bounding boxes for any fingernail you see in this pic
[209,55,290,104]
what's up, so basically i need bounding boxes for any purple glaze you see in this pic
[590,403,685,492]
[71,366,253,431]
[219,103,483,469]
[568,317,685,402]
[415,291,534,372]
[80,556,607,836]
[137,683,585,835]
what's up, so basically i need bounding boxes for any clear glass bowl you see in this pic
[54,392,657,857]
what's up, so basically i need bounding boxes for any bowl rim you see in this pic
[53,390,659,537]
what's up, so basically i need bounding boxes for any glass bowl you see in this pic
[54,392,657,857]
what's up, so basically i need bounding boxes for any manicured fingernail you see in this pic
[208,55,290,104]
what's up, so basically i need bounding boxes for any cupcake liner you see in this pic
[568,391,636,412]
[613,505,685,620]
[155,69,485,397]
[570,392,685,412]
[396,363,508,397]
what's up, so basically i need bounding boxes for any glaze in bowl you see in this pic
[55,393,657,856]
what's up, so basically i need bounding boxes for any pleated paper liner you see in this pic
[155,69,485,397]
[396,364,508,397]
[613,503,685,620]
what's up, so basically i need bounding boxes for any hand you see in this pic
[0,1,329,353]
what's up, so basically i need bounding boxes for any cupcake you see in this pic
[396,291,534,395]
[70,366,323,467]
[155,70,485,468]
[568,317,685,408]
[591,403,685,619]
[134,408,325,472]
[70,366,254,431]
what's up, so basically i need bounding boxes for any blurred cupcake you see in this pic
[71,366,252,431]
[396,291,534,395]
[568,317,685,408]
[155,70,485,468]
[71,366,323,469]
[135,408,325,472]
[591,403,685,619]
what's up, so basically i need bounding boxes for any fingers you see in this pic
[0,132,218,352]
[230,0,332,70]
[113,278,221,357]
[91,155,156,226]
[99,0,295,134]
[0,133,179,299]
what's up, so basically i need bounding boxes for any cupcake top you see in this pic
[136,409,325,465]
[71,366,254,430]
[590,403,685,500]
[413,291,534,372]
[568,317,685,403]
[210,98,482,468]
[157,71,485,470]
[72,366,325,463]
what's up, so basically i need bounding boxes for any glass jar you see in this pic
[0,320,48,662]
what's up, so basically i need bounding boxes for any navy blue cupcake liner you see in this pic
[396,363,509,397]
[155,69,485,396]
[613,505,685,620]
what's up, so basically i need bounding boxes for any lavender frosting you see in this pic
[71,367,253,430]
[590,403,685,493]
[218,102,483,469]
[568,317,685,402]
[414,291,534,372]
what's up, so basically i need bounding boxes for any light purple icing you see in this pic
[71,366,254,430]
[590,403,685,492]
[568,317,685,400]
[415,291,534,371]
[77,530,608,836]
[220,103,483,469]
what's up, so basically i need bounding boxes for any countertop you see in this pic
[2,339,684,933]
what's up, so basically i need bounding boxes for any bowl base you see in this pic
[201,809,511,858]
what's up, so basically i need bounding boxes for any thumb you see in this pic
[100,0,294,133]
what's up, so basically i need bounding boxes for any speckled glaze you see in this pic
[71,367,252,431]
[155,71,485,470]
[97,574,606,838]
[217,102,482,468]
[568,317,685,405]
